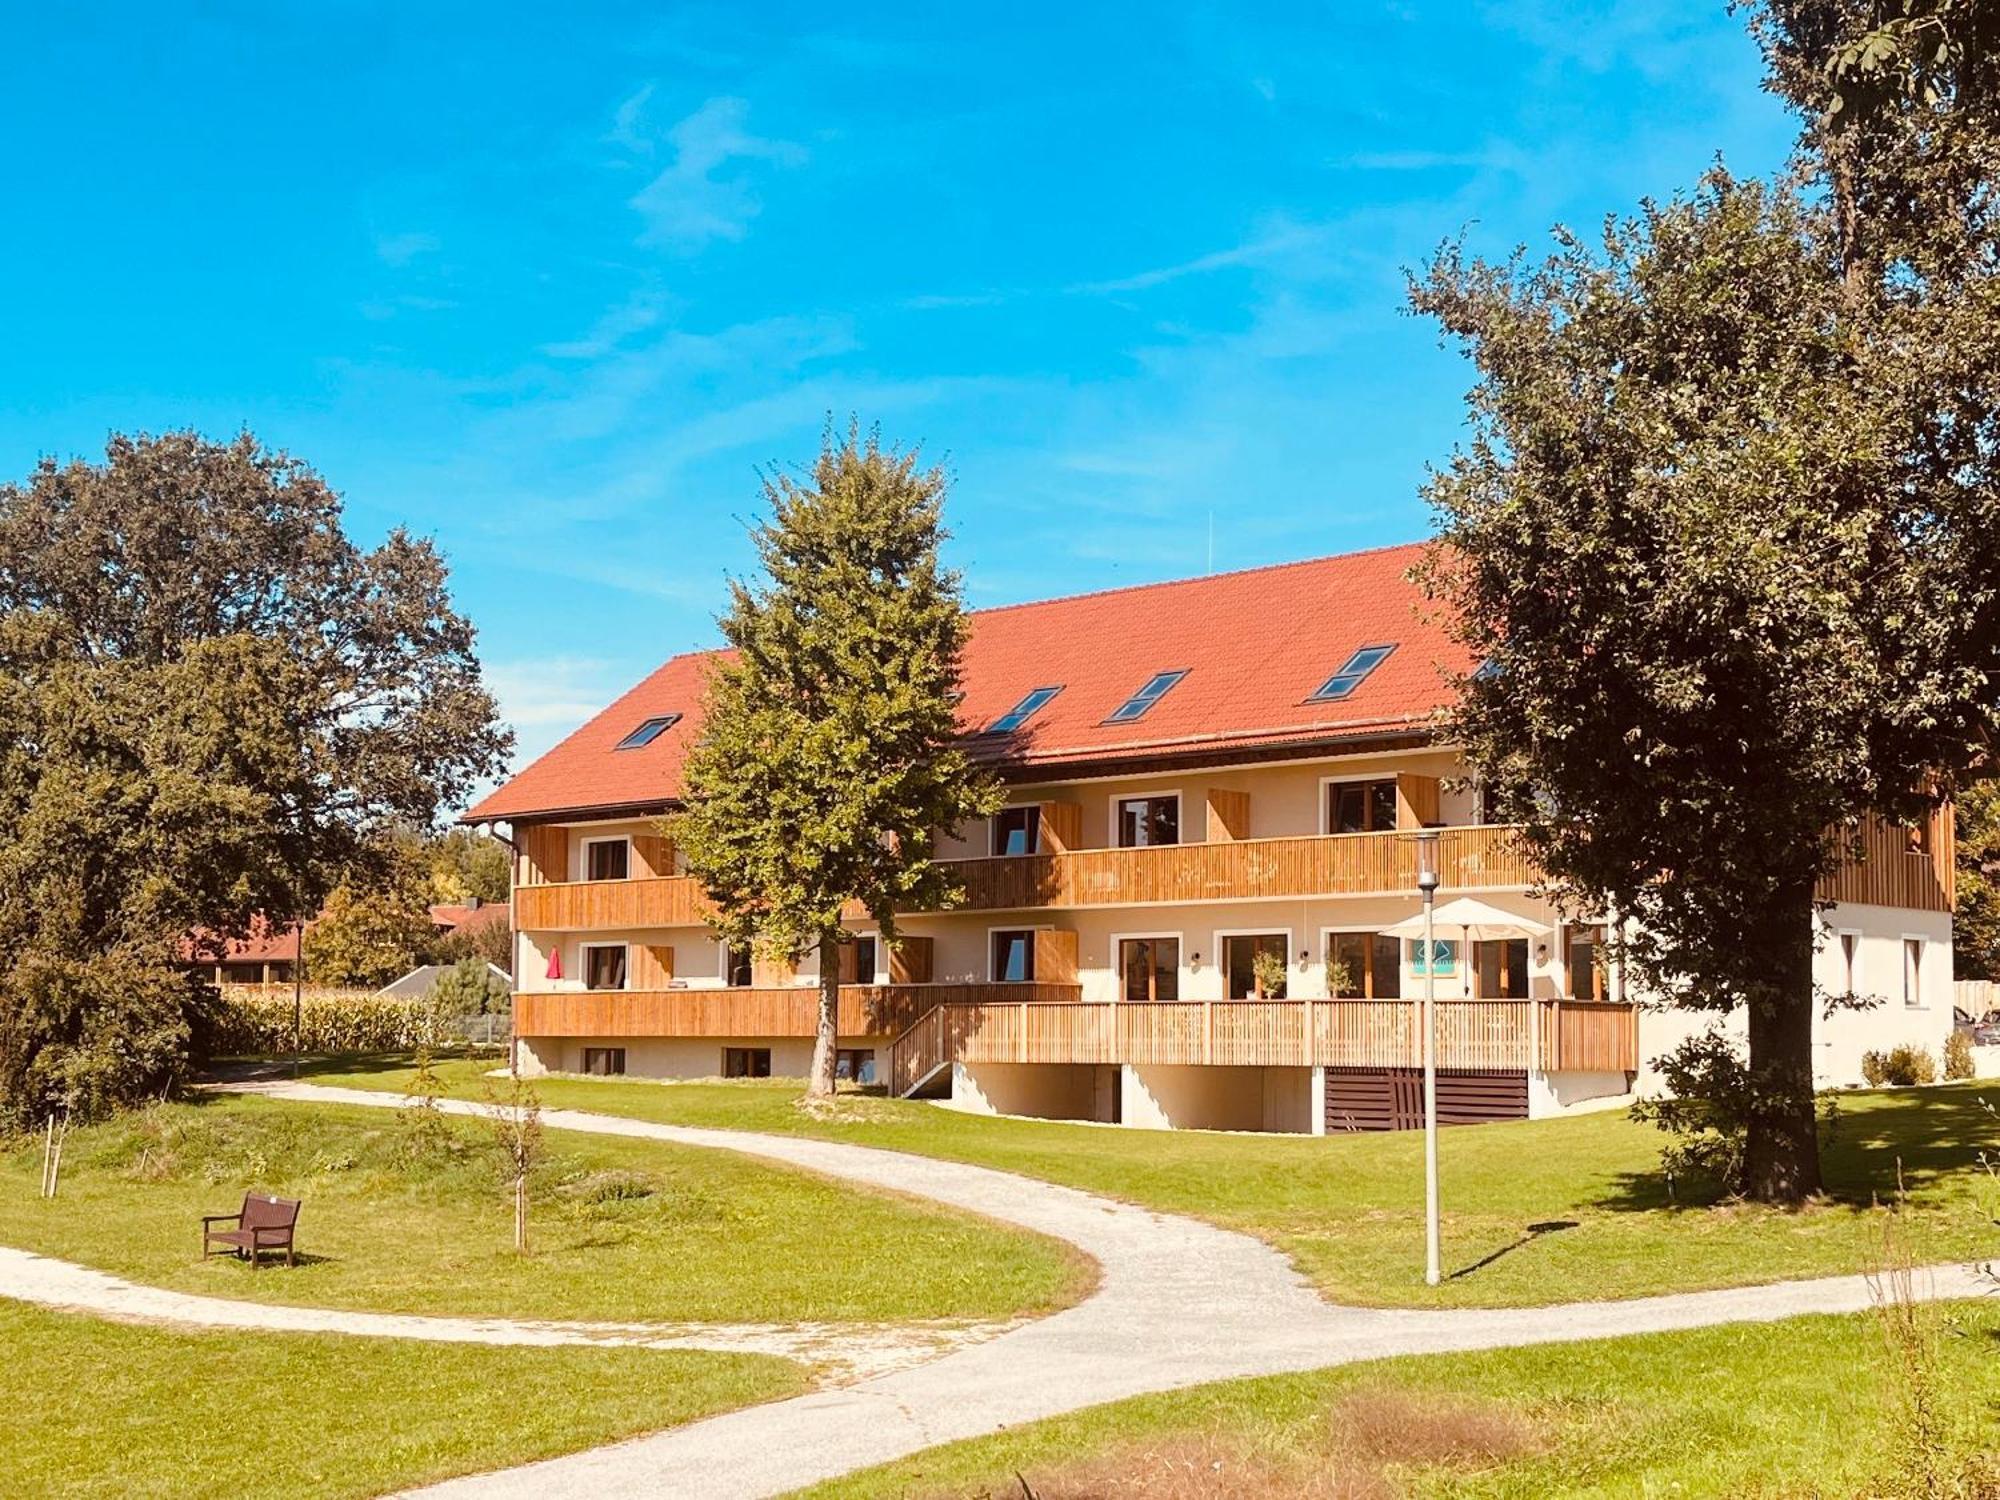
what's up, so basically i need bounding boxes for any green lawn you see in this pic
[792,1301,2000,1498]
[7,1301,803,1499]
[306,1055,2000,1308]
[0,1091,1084,1324]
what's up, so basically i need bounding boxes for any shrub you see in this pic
[1862,1045,1939,1088]
[1944,1030,1976,1082]
[1633,1028,1841,1198]
[209,993,433,1056]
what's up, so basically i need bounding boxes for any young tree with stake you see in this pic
[675,425,1000,1099]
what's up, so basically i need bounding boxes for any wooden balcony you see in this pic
[946,824,1531,910]
[515,981,1081,1040]
[888,997,1638,1095]
[514,824,1532,931]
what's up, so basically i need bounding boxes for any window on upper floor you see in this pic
[584,944,627,991]
[1224,933,1289,999]
[1568,926,1608,1002]
[1475,939,1531,999]
[993,805,1041,857]
[853,935,879,985]
[724,944,753,988]
[992,929,1037,983]
[614,714,681,750]
[1326,932,1401,999]
[988,686,1062,734]
[1115,794,1180,848]
[1104,670,1188,724]
[584,838,630,881]
[1308,644,1395,703]
[1118,936,1180,1003]
[1329,778,1398,834]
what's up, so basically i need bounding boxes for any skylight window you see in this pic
[1308,644,1396,703]
[613,713,682,750]
[988,686,1063,734]
[1104,669,1188,724]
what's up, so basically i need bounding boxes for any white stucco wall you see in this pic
[517,1034,818,1079]
[1120,1064,1314,1133]
[945,1061,1113,1122]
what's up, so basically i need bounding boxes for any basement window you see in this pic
[1308,645,1396,703]
[987,686,1063,734]
[614,714,681,750]
[1104,669,1188,724]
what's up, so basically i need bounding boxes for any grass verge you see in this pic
[7,1300,803,1499]
[790,1300,2000,1498]
[304,1054,2000,1309]
[0,1091,1085,1324]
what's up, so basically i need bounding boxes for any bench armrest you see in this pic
[201,1214,242,1229]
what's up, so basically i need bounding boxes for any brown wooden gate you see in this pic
[1325,1067,1528,1132]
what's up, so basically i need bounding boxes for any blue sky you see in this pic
[0,3,1797,771]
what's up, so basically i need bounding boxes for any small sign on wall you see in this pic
[1408,938,1459,978]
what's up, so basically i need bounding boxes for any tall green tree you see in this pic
[0,432,508,1123]
[675,425,1000,1098]
[1413,0,2000,1203]
[1954,782,2000,983]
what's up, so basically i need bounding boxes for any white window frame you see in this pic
[1902,934,1927,1009]
[580,834,634,882]
[986,924,1043,983]
[1212,925,1295,999]
[989,803,1045,858]
[1110,929,1184,1003]
[1319,925,1405,1000]
[580,941,629,992]
[1108,788,1184,849]
[1836,928,1863,998]
[1318,773,1401,836]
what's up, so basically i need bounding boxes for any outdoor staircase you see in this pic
[888,1005,953,1099]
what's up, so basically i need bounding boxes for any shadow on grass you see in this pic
[1589,1083,1998,1216]
[1449,1219,1578,1281]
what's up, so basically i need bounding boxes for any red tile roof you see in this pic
[429,902,511,936]
[465,542,1466,824]
[180,916,303,965]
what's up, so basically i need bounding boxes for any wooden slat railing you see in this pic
[516,981,1081,1041]
[516,824,1533,930]
[887,998,1639,1089]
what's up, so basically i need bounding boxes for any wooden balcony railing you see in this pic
[886,998,1637,1094]
[515,981,1081,1040]
[514,824,1532,930]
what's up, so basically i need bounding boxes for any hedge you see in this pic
[209,993,437,1056]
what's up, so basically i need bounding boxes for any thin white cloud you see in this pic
[375,231,440,266]
[620,94,807,251]
[541,288,677,359]
[1068,220,1334,296]
[483,655,628,768]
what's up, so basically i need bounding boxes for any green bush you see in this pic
[210,993,433,1056]
[1862,1045,1939,1088]
[1943,1030,1976,1082]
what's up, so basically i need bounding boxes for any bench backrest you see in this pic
[240,1194,300,1231]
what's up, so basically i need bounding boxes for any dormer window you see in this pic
[988,686,1062,734]
[1308,645,1395,703]
[1104,670,1188,724]
[614,714,681,750]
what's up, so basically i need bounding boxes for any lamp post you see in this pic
[1416,830,1441,1287]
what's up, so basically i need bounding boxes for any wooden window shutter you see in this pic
[836,942,859,985]
[519,825,569,886]
[629,944,675,989]
[751,951,796,988]
[630,833,674,879]
[1395,774,1441,830]
[1204,788,1251,842]
[1033,929,1079,985]
[1038,801,1082,854]
[887,935,933,984]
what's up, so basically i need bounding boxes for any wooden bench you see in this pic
[202,1193,301,1268]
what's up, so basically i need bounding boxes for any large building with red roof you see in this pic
[471,545,1955,1131]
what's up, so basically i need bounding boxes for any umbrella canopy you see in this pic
[1379,896,1552,941]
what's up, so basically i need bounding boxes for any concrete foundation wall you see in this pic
[517,1035,819,1079]
[1121,1064,1314,1133]
[1529,1069,1633,1118]
[946,1061,1114,1122]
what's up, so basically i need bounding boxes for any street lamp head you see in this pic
[1414,827,1442,895]
[1417,866,1440,894]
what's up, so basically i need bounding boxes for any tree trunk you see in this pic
[1741,879,1824,1204]
[807,934,840,1098]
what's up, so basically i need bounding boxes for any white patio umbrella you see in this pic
[1380,897,1551,998]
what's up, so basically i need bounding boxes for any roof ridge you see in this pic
[964,539,1428,620]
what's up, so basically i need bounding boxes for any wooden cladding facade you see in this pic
[885,997,1638,1092]
[1817,808,1954,914]
[516,981,1081,1041]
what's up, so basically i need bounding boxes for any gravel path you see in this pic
[0,1244,1015,1380]
[136,1082,1999,1497]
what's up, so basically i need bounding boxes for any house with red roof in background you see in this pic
[464,544,1955,1133]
